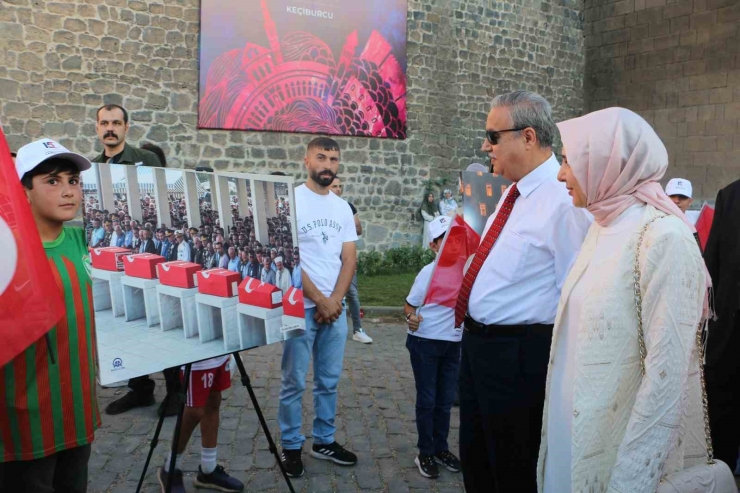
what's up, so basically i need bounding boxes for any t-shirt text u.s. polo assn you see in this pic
[294,184,358,309]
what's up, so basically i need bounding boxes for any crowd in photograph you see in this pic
[84,191,300,288]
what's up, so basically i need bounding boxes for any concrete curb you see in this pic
[362,306,402,317]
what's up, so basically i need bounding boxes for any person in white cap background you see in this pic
[1,139,100,493]
[403,215,463,479]
[439,188,458,217]
[665,177,702,227]
[665,177,694,213]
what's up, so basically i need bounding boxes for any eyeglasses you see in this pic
[486,127,528,146]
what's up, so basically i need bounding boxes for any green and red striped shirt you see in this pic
[0,227,101,462]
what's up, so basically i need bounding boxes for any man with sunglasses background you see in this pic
[455,91,592,492]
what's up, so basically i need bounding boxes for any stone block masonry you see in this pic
[1,0,585,249]
[584,0,740,202]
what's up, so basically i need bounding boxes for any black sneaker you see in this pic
[194,465,244,492]
[310,442,357,466]
[157,393,181,418]
[105,391,155,415]
[280,449,304,478]
[434,450,461,472]
[157,466,186,493]
[415,454,439,478]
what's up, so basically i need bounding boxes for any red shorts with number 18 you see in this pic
[181,359,231,407]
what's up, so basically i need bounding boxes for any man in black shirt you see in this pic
[92,104,162,166]
[329,178,372,344]
[96,114,179,417]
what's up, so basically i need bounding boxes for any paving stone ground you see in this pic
[89,319,464,493]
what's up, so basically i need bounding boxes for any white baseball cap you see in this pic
[428,215,451,240]
[15,138,92,180]
[665,178,692,199]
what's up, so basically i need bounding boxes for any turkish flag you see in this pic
[0,129,65,367]
[422,214,481,308]
[694,203,715,251]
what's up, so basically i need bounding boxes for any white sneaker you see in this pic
[352,329,373,344]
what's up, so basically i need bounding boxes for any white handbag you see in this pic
[634,216,738,493]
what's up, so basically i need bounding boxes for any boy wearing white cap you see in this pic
[665,177,693,213]
[1,139,99,493]
[403,216,463,479]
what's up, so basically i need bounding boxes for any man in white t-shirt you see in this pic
[404,216,463,479]
[279,137,359,477]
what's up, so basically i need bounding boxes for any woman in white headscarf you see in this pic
[418,192,439,249]
[537,108,712,493]
[438,189,458,217]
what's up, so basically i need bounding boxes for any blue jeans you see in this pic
[346,272,362,332]
[279,305,348,449]
[406,334,461,456]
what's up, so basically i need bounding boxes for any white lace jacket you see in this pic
[537,205,707,493]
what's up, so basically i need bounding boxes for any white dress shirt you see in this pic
[467,154,592,326]
[177,241,191,262]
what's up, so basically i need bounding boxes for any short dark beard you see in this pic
[310,169,336,187]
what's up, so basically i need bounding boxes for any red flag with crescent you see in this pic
[0,129,65,366]
[421,214,481,308]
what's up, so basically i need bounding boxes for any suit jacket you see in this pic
[159,240,172,258]
[139,239,157,254]
[166,242,179,262]
[193,247,206,267]
[246,262,261,279]
[704,178,740,365]
[207,252,221,269]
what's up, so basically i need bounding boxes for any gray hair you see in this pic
[491,91,557,148]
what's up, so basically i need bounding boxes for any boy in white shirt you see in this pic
[404,216,463,479]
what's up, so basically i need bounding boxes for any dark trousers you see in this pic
[406,334,461,455]
[128,367,181,396]
[706,312,740,467]
[0,444,91,493]
[459,323,552,493]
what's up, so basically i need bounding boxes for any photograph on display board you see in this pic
[198,0,408,138]
[83,164,306,385]
[459,171,512,236]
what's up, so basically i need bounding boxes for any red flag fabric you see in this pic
[422,214,481,308]
[0,129,65,367]
[694,203,714,251]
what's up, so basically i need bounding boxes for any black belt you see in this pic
[464,315,553,337]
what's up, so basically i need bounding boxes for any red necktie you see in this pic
[454,184,521,327]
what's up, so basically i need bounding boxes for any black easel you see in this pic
[232,352,295,493]
[136,363,191,493]
[135,354,294,493]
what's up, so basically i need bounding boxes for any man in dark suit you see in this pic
[138,229,157,254]
[167,234,179,262]
[159,230,173,258]
[703,177,740,469]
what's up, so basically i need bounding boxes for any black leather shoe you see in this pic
[105,391,155,415]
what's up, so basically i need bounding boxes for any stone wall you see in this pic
[0,0,585,249]
[584,0,740,202]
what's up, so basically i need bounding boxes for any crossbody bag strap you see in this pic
[633,213,715,465]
